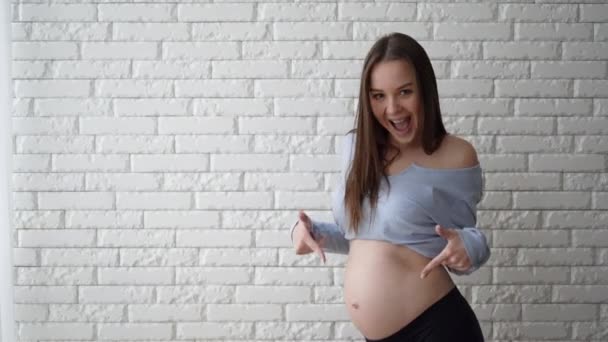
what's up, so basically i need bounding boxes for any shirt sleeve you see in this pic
[290,218,350,254]
[447,226,491,276]
[433,168,490,276]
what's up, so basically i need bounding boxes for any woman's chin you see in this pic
[389,126,416,143]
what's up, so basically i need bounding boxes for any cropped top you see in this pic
[290,132,491,275]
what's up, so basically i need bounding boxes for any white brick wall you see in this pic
[10,1,608,341]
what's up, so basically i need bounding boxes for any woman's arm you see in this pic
[290,218,350,254]
[443,136,491,275]
[290,132,355,255]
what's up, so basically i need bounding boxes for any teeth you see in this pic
[390,118,408,124]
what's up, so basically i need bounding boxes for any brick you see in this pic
[235,286,310,304]
[98,230,174,248]
[79,286,153,304]
[292,60,362,78]
[354,22,430,40]
[176,229,252,247]
[193,23,269,41]
[31,23,108,41]
[254,322,331,339]
[20,4,95,21]
[192,98,270,115]
[176,322,252,339]
[238,117,314,134]
[213,61,288,78]
[484,42,560,60]
[200,248,276,266]
[53,154,128,171]
[18,323,94,340]
[259,4,336,21]
[177,135,251,153]
[178,4,254,22]
[255,267,332,286]
[121,248,198,267]
[435,23,510,40]
[418,3,495,21]
[41,249,118,266]
[513,191,590,209]
[208,304,281,321]
[478,117,554,135]
[275,98,352,116]
[485,172,560,190]
[243,41,318,59]
[99,4,173,21]
[118,98,184,117]
[493,322,568,339]
[339,3,416,21]
[580,5,608,22]
[14,286,76,304]
[452,61,528,79]
[82,42,157,60]
[553,285,608,303]
[563,42,608,60]
[98,267,173,285]
[516,23,592,41]
[575,80,608,97]
[157,285,233,304]
[517,248,594,266]
[493,230,569,248]
[515,98,592,116]
[36,98,110,116]
[499,4,577,22]
[176,267,251,284]
[19,230,95,248]
[95,80,171,97]
[49,304,124,322]
[98,323,172,340]
[96,136,173,153]
[496,80,570,97]
[212,155,288,172]
[128,304,202,322]
[530,154,605,172]
[113,23,189,41]
[14,80,89,97]
[274,22,349,40]
[496,136,571,153]
[86,173,159,190]
[14,304,47,321]
[493,267,569,284]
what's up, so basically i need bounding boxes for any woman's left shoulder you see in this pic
[441,134,479,169]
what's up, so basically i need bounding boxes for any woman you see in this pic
[291,32,490,341]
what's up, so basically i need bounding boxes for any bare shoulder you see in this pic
[440,134,479,168]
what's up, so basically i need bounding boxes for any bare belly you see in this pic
[344,239,455,340]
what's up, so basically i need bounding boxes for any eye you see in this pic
[401,89,412,95]
[371,93,383,100]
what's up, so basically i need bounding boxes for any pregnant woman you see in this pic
[291,32,490,341]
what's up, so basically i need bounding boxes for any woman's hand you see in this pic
[292,210,326,264]
[420,224,471,278]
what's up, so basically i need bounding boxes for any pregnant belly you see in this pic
[343,239,455,340]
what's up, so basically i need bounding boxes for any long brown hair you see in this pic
[343,32,447,234]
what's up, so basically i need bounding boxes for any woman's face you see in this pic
[369,59,424,150]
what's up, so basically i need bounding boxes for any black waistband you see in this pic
[365,286,463,342]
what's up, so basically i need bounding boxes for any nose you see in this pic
[385,97,401,115]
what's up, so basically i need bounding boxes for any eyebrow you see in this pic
[370,82,413,92]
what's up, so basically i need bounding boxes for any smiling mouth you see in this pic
[389,116,412,132]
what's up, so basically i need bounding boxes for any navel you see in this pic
[351,302,359,309]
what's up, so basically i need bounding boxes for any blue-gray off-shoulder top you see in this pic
[291,132,491,275]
